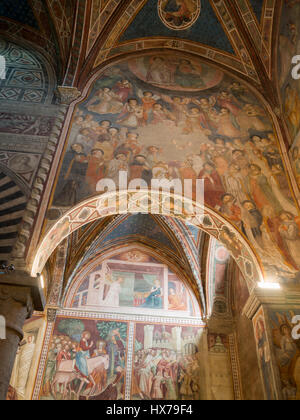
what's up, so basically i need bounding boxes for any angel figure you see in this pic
[137,90,161,125]
[87,88,123,115]
[161,94,191,126]
[117,99,143,129]
[182,107,212,136]
[152,103,176,125]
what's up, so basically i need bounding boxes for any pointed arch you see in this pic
[31,189,263,300]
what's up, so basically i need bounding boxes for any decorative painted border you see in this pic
[158,0,201,31]
[32,313,55,400]
[228,332,243,400]
[31,190,262,293]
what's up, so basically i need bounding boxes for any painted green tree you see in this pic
[57,319,85,341]
[96,321,128,341]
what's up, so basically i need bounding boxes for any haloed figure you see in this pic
[164,0,196,26]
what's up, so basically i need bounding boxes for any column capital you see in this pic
[55,86,81,105]
[47,308,57,323]
[0,283,35,400]
[0,270,45,312]
[242,286,300,320]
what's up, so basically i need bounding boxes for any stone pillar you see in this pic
[0,271,45,400]
[243,287,287,400]
[0,285,33,400]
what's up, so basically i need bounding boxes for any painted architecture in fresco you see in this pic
[38,316,208,401]
[35,246,207,401]
[132,323,203,400]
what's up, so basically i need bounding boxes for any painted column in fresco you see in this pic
[0,283,33,400]
[252,306,281,400]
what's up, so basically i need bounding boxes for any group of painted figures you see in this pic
[41,326,201,400]
[53,63,300,275]
[132,347,201,400]
[42,329,126,400]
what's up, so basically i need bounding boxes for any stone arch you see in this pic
[31,189,263,296]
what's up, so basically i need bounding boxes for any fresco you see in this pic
[278,0,300,187]
[38,315,208,401]
[158,0,201,31]
[132,323,203,400]
[269,309,300,400]
[128,56,223,92]
[51,53,300,279]
[291,141,300,187]
[207,333,234,400]
[40,317,128,401]
[233,270,249,315]
[278,0,300,140]
[67,249,196,316]
[253,308,277,401]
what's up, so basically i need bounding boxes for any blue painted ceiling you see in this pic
[120,0,234,54]
[80,214,177,266]
[99,214,174,248]
[249,0,264,22]
[0,0,39,29]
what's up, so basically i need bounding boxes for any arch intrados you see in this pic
[31,189,264,291]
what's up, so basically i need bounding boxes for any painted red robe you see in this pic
[198,169,225,208]
[86,157,105,193]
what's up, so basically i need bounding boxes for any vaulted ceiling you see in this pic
[0,0,272,315]
[58,213,207,313]
[0,0,282,105]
